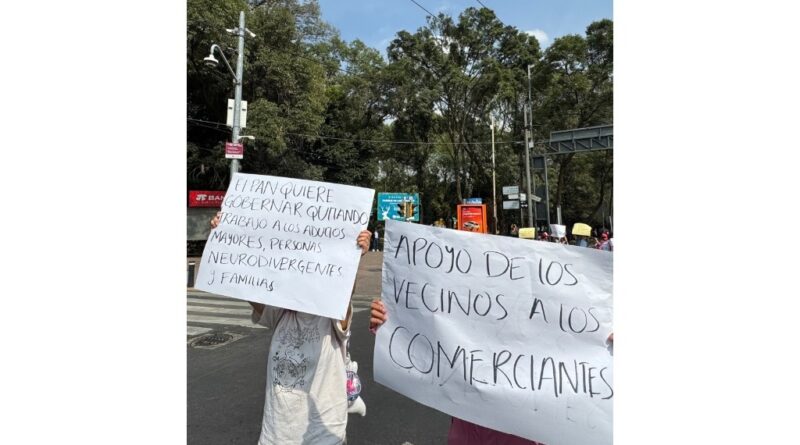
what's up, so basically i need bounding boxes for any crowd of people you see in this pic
[508,222,613,251]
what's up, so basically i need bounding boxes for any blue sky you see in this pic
[317,0,612,55]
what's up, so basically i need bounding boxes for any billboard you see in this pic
[377,193,420,222]
[456,204,487,233]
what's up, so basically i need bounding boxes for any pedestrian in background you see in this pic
[596,230,613,251]
[371,227,381,251]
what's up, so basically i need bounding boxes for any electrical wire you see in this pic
[408,0,438,18]
[187,117,526,145]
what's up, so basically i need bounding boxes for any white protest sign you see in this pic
[550,223,566,239]
[195,173,374,320]
[374,220,613,445]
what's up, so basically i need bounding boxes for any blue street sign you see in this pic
[377,193,420,222]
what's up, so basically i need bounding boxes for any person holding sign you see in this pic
[210,213,371,445]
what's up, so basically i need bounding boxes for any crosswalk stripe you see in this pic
[186,292,246,302]
[187,315,267,329]
[187,292,373,329]
[188,307,252,316]
[187,297,250,307]
[187,326,213,337]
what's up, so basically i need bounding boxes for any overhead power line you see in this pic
[187,117,525,146]
[408,0,437,19]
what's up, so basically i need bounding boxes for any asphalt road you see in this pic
[187,251,451,445]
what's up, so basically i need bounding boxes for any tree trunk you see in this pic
[555,153,576,211]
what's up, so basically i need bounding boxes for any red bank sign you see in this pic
[189,191,226,208]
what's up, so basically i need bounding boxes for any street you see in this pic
[187,251,450,445]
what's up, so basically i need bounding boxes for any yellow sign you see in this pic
[518,227,536,239]
[572,223,592,237]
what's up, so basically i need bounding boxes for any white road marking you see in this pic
[187,297,250,307]
[187,315,267,329]
[187,326,213,337]
[187,306,252,316]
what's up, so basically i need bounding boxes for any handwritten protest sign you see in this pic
[374,220,613,445]
[195,173,374,320]
[550,224,566,239]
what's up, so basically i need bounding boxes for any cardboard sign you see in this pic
[518,227,536,239]
[195,173,375,319]
[572,223,592,237]
[550,224,566,239]
[374,220,613,445]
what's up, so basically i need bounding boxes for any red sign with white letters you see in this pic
[225,142,244,159]
[189,191,226,208]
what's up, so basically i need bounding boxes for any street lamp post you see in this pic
[204,11,255,183]
[490,117,498,234]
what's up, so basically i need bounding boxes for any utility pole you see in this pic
[204,11,255,184]
[490,117,498,234]
[230,11,246,179]
[523,63,534,227]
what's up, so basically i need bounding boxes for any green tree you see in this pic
[532,19,613,228]
[383,7,540,229]
[186,2,612,231]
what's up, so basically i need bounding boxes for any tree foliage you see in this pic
[187,2,613,231]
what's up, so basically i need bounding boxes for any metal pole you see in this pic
[527,64,537,227]
[231,11,245,180]
[523,64,534,227]
[187,262,196,288]
[523,106,533,227]
[518,153,523,227]
[543,154,550,224]
[490,117,498,234]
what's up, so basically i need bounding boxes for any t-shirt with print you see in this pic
[252,305,352,445]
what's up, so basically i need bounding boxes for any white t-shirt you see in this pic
[252,305,352,445]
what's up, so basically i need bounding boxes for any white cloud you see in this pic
[525,29,550,47]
